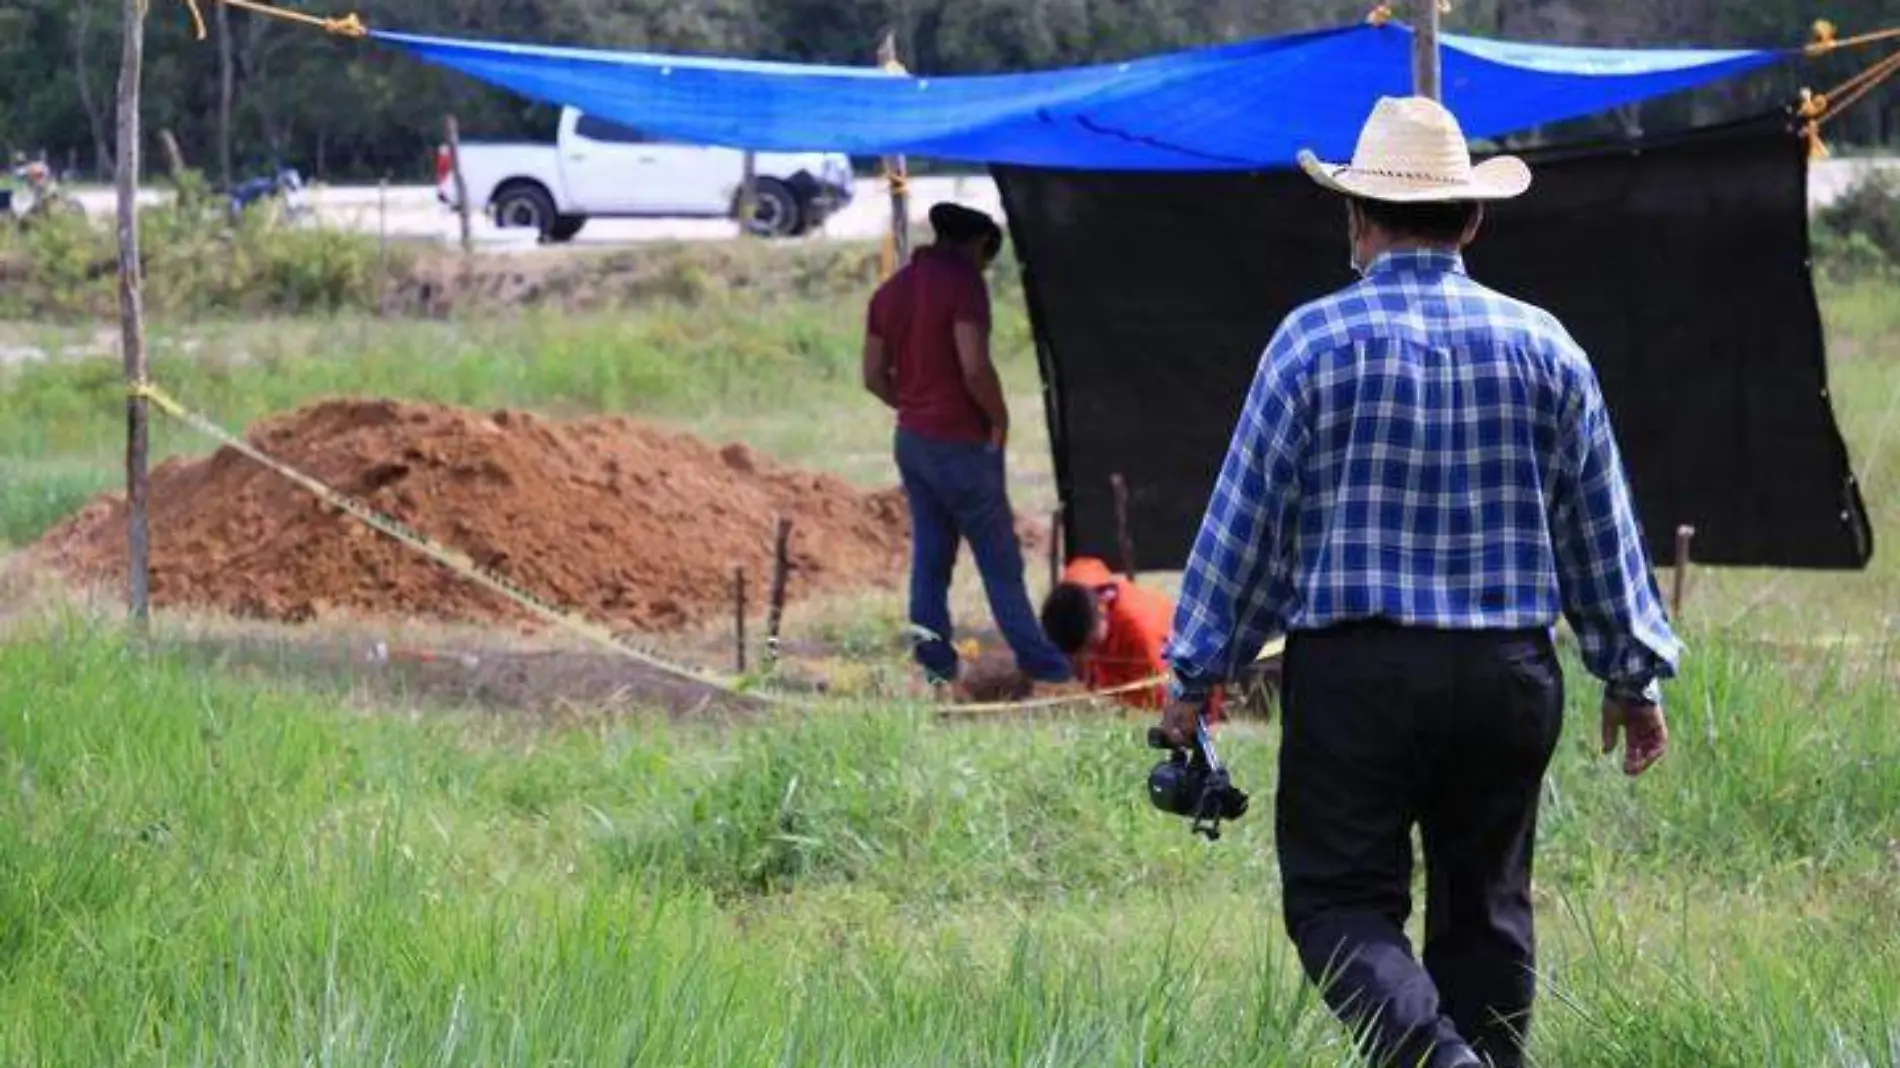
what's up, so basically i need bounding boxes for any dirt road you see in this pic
[69,175,1005,251]
[61,157,1900,252]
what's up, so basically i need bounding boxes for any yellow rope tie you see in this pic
[179,0,367,42]
[1366,3,1451,29]
[1804,19,1900,56]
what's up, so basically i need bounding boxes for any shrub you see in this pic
[0,174,404,320]
[1813,168,1900,280]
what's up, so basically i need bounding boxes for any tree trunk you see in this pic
[73,0,116,176]
[115,0,151,635]
[217,0,234,187]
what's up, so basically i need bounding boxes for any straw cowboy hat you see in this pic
[1297,96,1532,203]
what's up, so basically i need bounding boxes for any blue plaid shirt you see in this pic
[1166,247,1682,703]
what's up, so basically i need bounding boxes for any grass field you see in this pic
[1,243,1898,1066]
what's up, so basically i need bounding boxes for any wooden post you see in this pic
[377,176,390,314]
[1671,525,1696,621]
[738,150,759,237]
[444,115,472,254]
[1047,506,1063,592]
[1110,473,1137,582]
[115,0,150,637]
[877,32,911,277]
[1413,0,1443,100]
[765,517,794,668]
[734,566,748,674]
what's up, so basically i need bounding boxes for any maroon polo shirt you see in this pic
[867,245,993,444]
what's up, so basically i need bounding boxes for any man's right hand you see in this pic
[989,420,1009,451]
[1601,696,1669,777]
[1156,698,1202,749]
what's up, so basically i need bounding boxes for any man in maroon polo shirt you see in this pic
[862,203,1076,696]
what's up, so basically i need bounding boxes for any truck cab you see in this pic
[439,106,856,242]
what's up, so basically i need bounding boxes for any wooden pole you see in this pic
[377,175,389,315]
[734,566,748,674]
[738,150,758,237]
[115,0,150,637]
[1047,506,1063,593]
[765,517,794,668]
[1110,473,1137,582]
[877,32,911,277]
[1413,0,1443,100]
[445,115,472,254]
[1671,525,1696,621]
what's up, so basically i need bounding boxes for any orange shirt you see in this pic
[1061,557,1228,718]
[1061,558,1177,709]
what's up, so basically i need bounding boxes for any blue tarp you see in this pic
[372,22,1785,171]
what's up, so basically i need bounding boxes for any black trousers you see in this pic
[1277,621,1564,1068]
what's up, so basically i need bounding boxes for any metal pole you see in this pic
[1413,0,1442,100]
[115,0,150,637]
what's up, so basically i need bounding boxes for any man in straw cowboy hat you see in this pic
[1156,97,1681,1068]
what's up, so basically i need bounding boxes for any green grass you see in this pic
[0,623,1895,1065]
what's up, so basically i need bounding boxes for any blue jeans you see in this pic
[895,428,1074,684]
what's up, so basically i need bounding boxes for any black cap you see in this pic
[929,202,1003,248]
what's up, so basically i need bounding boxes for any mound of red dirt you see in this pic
[36,398,1043,633]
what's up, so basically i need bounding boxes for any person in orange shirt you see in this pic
[1040,556,1224,718]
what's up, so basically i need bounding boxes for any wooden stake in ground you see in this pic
[765,517,794,668]
[1413,0,1443,100]
[1672,525,1696,621]
[116,0,150,635]
[876,32,911,277]
[445,115,472,254]
[734,566,748,674]
[1111,473,1137,582]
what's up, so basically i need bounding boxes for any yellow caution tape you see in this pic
[126,380,1284,717]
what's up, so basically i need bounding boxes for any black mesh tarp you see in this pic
[994,113,1874,573]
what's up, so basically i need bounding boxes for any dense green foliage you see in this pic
[2,0,1898,184]
[1815,168,1900,277]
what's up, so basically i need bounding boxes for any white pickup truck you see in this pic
[437,106,856,242]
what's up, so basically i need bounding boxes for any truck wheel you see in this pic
[742,179,802,239]
[492,182,557,240]
[549,215,586,243]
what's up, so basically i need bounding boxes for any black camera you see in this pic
[1146,716,1249,841]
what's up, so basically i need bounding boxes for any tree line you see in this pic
[2,0,1897,186]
